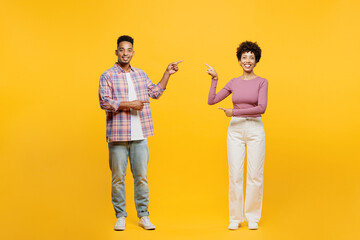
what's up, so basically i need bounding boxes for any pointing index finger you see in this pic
[174,60,183,65]
[205,63,213,69]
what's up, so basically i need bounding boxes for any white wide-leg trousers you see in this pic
[227,117,265,223]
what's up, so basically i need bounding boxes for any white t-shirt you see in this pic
[125,73,145,140]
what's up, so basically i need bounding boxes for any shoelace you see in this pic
[117,218,125,225]
[142,216,151,225]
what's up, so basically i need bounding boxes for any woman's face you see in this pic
[239,51,256,73]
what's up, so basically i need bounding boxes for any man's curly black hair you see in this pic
[117,35,134,48]
[236,41,262,63]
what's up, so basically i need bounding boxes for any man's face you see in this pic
[115,41,134,65]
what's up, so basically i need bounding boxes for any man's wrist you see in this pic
[164,70,171,77]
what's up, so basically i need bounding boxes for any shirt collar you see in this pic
[114,62,135,73]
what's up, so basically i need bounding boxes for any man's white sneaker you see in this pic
[114,217,126,231]
[228,222,240,230]
[138,216,156,230]
[248,221,258,230]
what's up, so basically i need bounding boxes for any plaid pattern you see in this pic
[99,63,164,142]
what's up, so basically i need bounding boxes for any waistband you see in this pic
[232,116,262,120]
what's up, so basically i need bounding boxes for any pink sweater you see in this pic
[208,76,268,117]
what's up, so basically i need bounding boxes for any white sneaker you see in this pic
[248,221,258,230]
[114,217,126,231]
[228,222,240,230]
[138,216,155,230]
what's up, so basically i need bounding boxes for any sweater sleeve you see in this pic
[208,79,232,105]
[232,79,268,116]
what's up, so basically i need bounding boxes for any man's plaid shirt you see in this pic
[99,63,164,142]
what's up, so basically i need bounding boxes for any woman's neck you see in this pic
[241,71,257,80]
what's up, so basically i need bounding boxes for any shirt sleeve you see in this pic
[145,72,164,99]
[208,78,232,105]
[99,73,121,112]
[232,79,268,116]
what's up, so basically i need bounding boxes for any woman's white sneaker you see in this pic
[248,222,258,230]
[228,222,240,230]
[114,217,126,231]
[138,216,155,230]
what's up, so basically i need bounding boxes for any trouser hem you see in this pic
[246,219,260,223]
[116,213,127,218]
[138,212,149,218]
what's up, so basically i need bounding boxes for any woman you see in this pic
[206,41,268,230]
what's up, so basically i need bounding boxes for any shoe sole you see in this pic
[114,228,125,231]
[138,223,155,230]
[228,227,239,230]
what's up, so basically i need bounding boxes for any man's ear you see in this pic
[115,49,118,56]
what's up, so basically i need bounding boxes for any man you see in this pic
[99,35,182,231]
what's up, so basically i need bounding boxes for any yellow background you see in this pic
[1,0,359,239]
